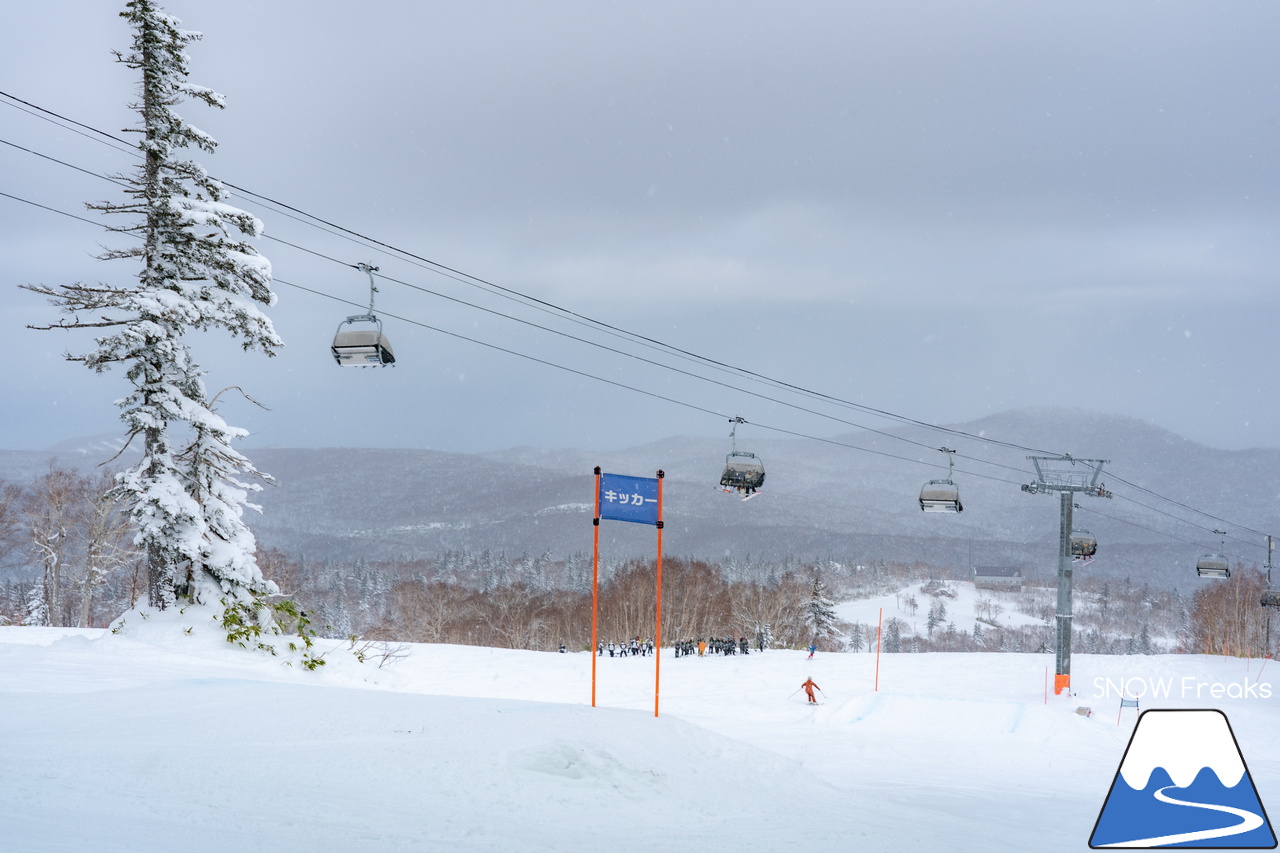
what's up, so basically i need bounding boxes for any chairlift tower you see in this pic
[1264,536,1278,656]
[1021,455,1112,695]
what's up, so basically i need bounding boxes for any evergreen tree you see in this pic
[884,618,902,653]
[926,602,943,638]
[24,2,281,635]
[1138,623,1154,655]
[848,622,864,653]
[804,575,837,644]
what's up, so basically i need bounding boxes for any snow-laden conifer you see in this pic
[23,1,287,648]
[804,575,837,645]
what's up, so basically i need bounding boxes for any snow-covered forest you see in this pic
[2,463,1270,664]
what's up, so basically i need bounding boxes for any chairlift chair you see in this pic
[1261,587,1280,608]
[332,316,395,366]
[719,417,765,495]
[1196,530,1230,578]
[919,481,963,512]
[331,262,396,367]
[721,451,766,494]
[1070,529,1098,561]
[1196,554,1230,578]
[920,447,962,512]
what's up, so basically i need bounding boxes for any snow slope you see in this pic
[1,624,1277,852]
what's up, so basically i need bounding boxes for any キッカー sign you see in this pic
[597,472,661,526]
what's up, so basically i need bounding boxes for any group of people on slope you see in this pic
[597,638,654,657]
[673,635,760,657]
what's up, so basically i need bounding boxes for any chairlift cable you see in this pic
[0,189,103,228]
[5,105,1278,549]
[0,137,129,188]
[0,90,1065,458]
[9,182,1274,556]
[1104,470,1272,542]
[3,182,1268,548]
[1073,503,1252,566]
[0,118,1057,468]
[0,91,138,158]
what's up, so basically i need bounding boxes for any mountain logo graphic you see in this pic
[1090,709,1276,848]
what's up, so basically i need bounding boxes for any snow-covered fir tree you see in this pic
[1138,623,1154,655]
[848,622,864,653]
[884,618,902,653]
[23,1,283,639]
[925,601,943,638]
[804,575,837,645]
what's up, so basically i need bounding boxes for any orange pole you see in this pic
[654,470,665,718]
[591,466,601,708]
[874,607,883,691]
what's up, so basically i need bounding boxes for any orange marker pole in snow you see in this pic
[591,466,601,708]
[593,468,664,715]
[875,607,883,692]
[654,470,664,718]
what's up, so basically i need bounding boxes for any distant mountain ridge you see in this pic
[3,407,1275,588]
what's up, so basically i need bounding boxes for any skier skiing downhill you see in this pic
[800,677,821,705]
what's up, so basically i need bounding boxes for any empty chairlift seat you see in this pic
[920,446,962,513]
[1196,554,1230,578]
[919,480,963,512]
[332,319,395,367]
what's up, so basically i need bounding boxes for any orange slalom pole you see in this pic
[874,607,883,691]
[654,470,665,718]
[591,466,601,708]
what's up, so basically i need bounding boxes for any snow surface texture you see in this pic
[1,623,1277,852]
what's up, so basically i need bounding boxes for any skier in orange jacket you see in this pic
[800,677,821,704]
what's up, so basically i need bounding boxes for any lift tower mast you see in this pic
[1021,455,1112,695]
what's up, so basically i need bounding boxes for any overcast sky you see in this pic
[3,1,1278,456]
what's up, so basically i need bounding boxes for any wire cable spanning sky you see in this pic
[1,95,1274,566]
[3,2,1280,564]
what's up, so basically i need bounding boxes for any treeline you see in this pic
[2,470,1274,657]
[1185,568,1274,658]
[244,549,927,652]
[290,555,850,652]
[0,466,139,628]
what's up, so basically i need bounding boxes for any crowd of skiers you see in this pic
[673,636,761,657]
[591,635,764,657]
[596,638,656,657]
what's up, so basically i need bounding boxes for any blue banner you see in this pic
[598,473,660,526]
